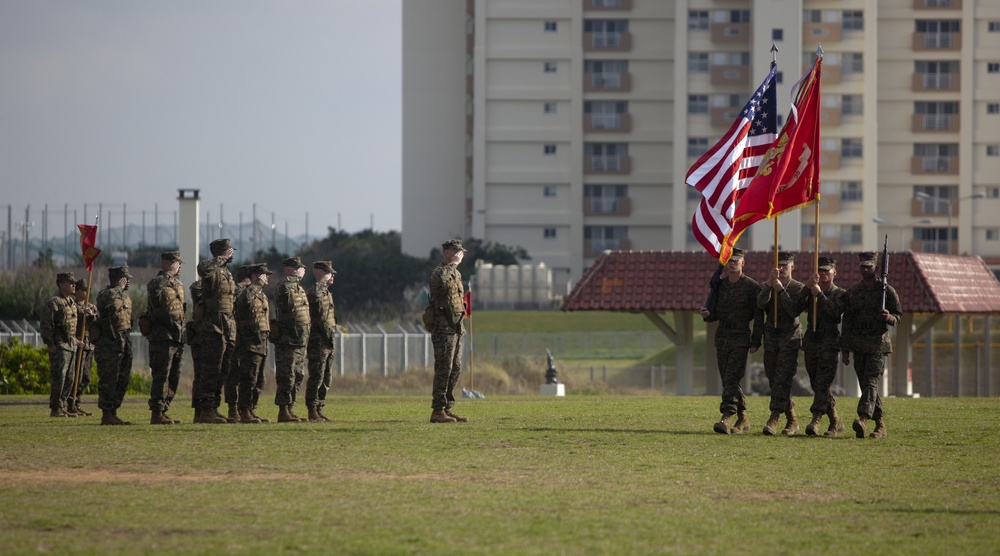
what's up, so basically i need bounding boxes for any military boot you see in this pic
[762,411,781,436]
[215,407,236,424]
[114,410,132,425]
[239,407,261,424]
[101,409,129,426]
[307,406,323,422]
[713,413,732,434]
[316,407,332,422]
[227,404,241,423]
[287,405,304,421]
[730,410,750,434]
[66,400,77,415]
[869,417,887,439]
[194,407,228,424]
[277,405,300,423]
[50,407,68,418]
[445,408,469,422]
[781,409,799,436]
[430,409,457,423]
[250,407,270,423]
[74,402,93,416]
[805,413,824,436]
[162,412,182,424]
[824,407,845,437]
[853,416,868,439]
[150,411,174,425]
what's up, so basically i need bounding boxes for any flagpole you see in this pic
[773,217,779,326]
[72,215,98,401]
[812,203,819,330]
[467,284,474,392]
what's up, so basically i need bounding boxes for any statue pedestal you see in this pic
[539,384,565,397]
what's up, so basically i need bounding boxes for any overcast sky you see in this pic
[0,0,402,239]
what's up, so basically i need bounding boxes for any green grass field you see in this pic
[1,395,997,555]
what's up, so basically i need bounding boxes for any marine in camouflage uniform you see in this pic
[224,264,253,421]
[190,238,237,424]
[235,263,273,424]
[273,256,311,422]
[428,239,469,424]
[757,252,805,436]
[794,256,848,437]
[40,272,80,418]
[94,266,135,426]
[62,279,96,417]
[700,249,762,434]
[305,261,337,422]
[146,251,187,425]
[841,251,902,439]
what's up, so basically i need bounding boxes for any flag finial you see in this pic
[815,44,824,59]
[770,42,779,66]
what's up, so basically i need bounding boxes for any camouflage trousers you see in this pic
[763,340,801,413]
[237,346,268,412]
[274,343,306,407]
[190,319,235,410]
[94,335,132,411]
[803,344,839,415]
[48,347,74,410]
[223,346,240,406]
[305,343,335,408]
[148,339,184,412]
[62,348,93,406]
[715,337,750,416]
[852,351,885,420]
[431,331,463,410]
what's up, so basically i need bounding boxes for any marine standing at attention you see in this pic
[305,261,337,422]
[427,239,469,424]
[274,257,311,423]
[146,251,186,425]
[40,272,81,418]
[94,266,134,426]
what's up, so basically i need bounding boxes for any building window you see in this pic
[543,102,557,113]
[843,52,864,74]
[688,10,708,30]
[584,184,628,214]
[584,226,628,256]
[840,224,863,245]
[544,144,557,155]
[772,28,783,41]
[688,53,709,73]
[988,187,1000,199]
[544,62,558,73]
[688,138,709,158]
[990,63,1000,74]
[584,60,628,88]
[988,103,1000,114]
[688,95,708,114]
[915,185,957,214]
[841,181,863,201]
[915,60,959,89]
[842,11,863,31]
[543,186,557,197]
[841,138,863,158]
[544,21,557,32]
[987,229,1000,241]
[802,223,816,238]
[842,95,863,115]
[592,0,622,7]
[988,146,1000,157]
[915,143,959,172]
[725,10,751,23]
[989,22,1000,33]
[544,227,557,238]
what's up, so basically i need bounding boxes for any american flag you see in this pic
[687,66,778,258]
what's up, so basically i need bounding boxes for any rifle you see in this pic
[704,264,724,320]
[880,234,889,310]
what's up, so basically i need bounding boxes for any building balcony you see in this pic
[911,155,959,174]
[803,23,842,42]
[583,0,633,11]
[912,72,959,91]
[913,0,962,9]
[584,72,633,92]
[710,23,750,43]
[584,31,632,51]
[912,113,959,132]
[710,106,742,127]
[913,239,955,253]
[911,197,958,217]
[821,106,842,126]
[584,113,632,133]
[801,236,841,251]
[710,65,750,87]
[821,150,842,170]
[913,32,962,50]
[584,155,632,175]
[583,196,632,216]
[585,238,632,257]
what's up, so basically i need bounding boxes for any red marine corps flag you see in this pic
[718,52,823,264]
[78,221,101,271]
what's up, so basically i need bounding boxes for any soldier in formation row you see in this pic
[702,250,901,439]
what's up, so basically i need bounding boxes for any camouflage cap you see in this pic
[728,248,745,261]
[56,272,76,284]
[441,239,466,252]
[313,260,336,274]
[817,256,837,270]
[235,264,252,282]
[777,252,795,265]
[73,278,88,292]
[250,262,273,276]
[282,256,305,269]
[161,251,183,264]
[108,266,133,281]
[858,251,878,267]
[209,238,235,256]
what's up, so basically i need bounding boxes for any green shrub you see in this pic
[0,337,50,394]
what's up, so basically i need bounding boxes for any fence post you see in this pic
[361,330,367,377]
[338,331,345,376]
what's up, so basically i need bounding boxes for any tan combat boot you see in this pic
[307,406,323,422]
[250,407,270,423]
[227,404,241,423]
[869,417,887,439]
[430,409,457,423]
[150,411,174,425]
[853,416,868,439]
[101,409,130,426]
[162,411,182,424]
[50,408,68,418]
[713,413,732,434]
[287,405,303,421]
[824,407,845,437]
[762,411,781,436]
[214,407,235,424]
[277,405,300,423]
[239,407,261,424]
[445,408,469,422]
[195,407,228,424]
[75,402,93,416]
[730,410,750,434]
[316,407,331,422]
[805,413,824,436]
[781,409,799,436]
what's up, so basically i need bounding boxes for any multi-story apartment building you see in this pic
[402,0,1000,289]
